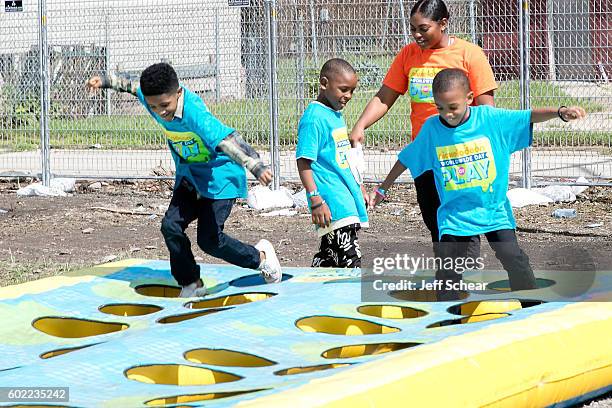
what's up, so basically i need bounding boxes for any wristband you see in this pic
[310,199,326,210]
[558,106,569,122]
[375,187,387,198]
[306,190,320,198]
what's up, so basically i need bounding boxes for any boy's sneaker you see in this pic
[255,239,282,284]
[179,279,207,298]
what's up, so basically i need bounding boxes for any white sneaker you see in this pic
[179,279,207,298]
[255,239,282,284]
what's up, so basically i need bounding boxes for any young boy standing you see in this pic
[372,68,585,300]
[87,63,282,297]
[296,58,369,268]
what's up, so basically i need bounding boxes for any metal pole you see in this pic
[38,0,51,186]
[309,0,318,67]
[469,0,477,44]
[398,0,409,45]
[519,0,532,189]
[215,8,221,103]
[104,11,111,116]
[545,0,556,80]
[265,0,280,190]
[297,14,305,116]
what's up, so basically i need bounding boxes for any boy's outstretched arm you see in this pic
[371,160,407,207]
[531,106,586,123]
[297,158,331,228]
[217,132,272,186]
[86,73,139,96]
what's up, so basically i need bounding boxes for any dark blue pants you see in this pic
[437,229,537,300]
[414,170,481,259]
[160,181,261,286]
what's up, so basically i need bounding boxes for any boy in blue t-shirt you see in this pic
[372,68,585,299]
[296,58,369,268]
[87,63,282,297]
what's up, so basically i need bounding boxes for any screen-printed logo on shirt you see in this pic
[437,137,496,192]
[332,127,350,169]
[164,130,212,163]
[408,67,443,103]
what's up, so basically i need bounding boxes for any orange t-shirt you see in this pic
[383,37,497,140]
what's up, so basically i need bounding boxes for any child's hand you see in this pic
[349,127,365,147]
[86,76,103,91]
[370,186,385,208]
[258,168,273,186]
[559,106,586,121]
[311,199,331,228]
[360,185,371,209]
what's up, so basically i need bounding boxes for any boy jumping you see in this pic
[296,58,369,268]
[87,62,282,297]
[372,68,585,300]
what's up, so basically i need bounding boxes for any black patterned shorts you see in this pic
[312,224,361,268]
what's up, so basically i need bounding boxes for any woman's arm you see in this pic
[349,85,402,147]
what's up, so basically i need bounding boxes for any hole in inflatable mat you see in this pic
[125,364,241,385]
[134,284,181,298]
[296,316,400,335]
[427,313,510,328]
[389,289,468,302]
[157,308,228,324]
[184,348,276,367]
[185,292,275,309]
[487,278,555,292]
[274,363,351,376]
[99,303,163,316]
[230,273,292,287]
[322,342,421,359]
[40,342,101,359]
[144,389,267,406]
[357,305,427,319]
[32,317,128,338]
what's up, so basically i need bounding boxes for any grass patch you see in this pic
[0,80,606,151]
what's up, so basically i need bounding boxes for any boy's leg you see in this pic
[436,234,472,301]
[414,170,481,258]
[196,197,261,269]
[160,182,200,286]
[312,225,361,268]
[485,229,537,291]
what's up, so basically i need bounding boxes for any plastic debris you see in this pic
[259,209,298,217]
[247,185,294,210]
[507,188,553,208]
[292,189,308,208]
[16,178,76,197]
[551,208,577,218]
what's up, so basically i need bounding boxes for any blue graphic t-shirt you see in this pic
[398,105,532,238]
[296,102,368,236]
[137,86,246,199]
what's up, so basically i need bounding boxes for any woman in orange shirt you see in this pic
[350,0,497,257]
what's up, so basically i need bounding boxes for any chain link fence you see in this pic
[0,0,610,185]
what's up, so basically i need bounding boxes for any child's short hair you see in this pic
[320,58,356,80]
[432,68,471,95]
[140,62,180,96]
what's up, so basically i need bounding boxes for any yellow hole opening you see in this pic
[186,293,274,309]
[134,284,181,298]
[322,342,420,359]
[390,289,469,302]
[428,313,510,328]
[125,364,241,386]
[357,305,427,319]
[40,343,97,359]
[457,300,522,316]
[184,348,276,367]
[32,317,128,338]
[144,390,263,406]
[274,363,350,376]
[157,308,226,324]
[99,303,163,317]
[296,316,400,336]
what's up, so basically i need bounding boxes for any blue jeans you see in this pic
[160,181,261,286]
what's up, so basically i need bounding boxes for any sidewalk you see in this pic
[1,148,611,182]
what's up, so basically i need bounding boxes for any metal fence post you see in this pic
[469,0,477,44]
[297,13,305,117]
[398,0,409,46]
[265,0,280,190]
[309,0,318,67]
[38,0,51,186]
[215,8,221,103]
[519,0,532,189]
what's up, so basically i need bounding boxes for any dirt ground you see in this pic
[0,178,611,407]
[1,177,612,285]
